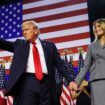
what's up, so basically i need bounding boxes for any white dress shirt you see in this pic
[26,38,48,74]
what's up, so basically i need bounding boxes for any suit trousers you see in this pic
[91,79,105,105]
[13,73,52,105]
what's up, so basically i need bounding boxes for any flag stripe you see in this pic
[23,8,88,23]
[7,96,13,105]
[40,20,89,33]
[23,0,87,15]
[60,96,67,105]
[23,0,41,4]
[46,32,90,43]
[62,86,70,101]
[33,15,88,29]
[23,0,68,9]
[40,26,89,40]
[23,3,87,20]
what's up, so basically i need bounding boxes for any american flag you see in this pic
[64,54,68,63]
[0,0,91,105]
[0,60,13,105]
[55,69,63,84]
[0,63,6,89]
[0,0,91,66]
[0,0,22,39]
[77,50,84,74]
[0,90,7,105]
[0,63,7,105]
[77,48,90,81]
[60,54,76,105]
[23,0,91,67]
[69,56,77,79]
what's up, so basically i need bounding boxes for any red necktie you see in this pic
[32,43,43,80]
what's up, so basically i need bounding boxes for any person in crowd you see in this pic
[71,79,91,105]
[70,18,105,105]
[76,83,91,105]
[0,20,73,105]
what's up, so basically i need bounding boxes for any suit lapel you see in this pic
[94,40,105,59]
[23,41,30,58]
[40,40,48,64]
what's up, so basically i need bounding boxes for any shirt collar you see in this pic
[35,38,41,45]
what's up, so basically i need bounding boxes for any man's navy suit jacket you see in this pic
[0,39,73,103]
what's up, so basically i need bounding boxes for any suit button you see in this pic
[96,54,98,56]
[98,61,100,63]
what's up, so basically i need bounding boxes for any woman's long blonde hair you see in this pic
[93,18,105,42]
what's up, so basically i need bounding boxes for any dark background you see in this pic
[87,0,105,42]
[0,0,20,5]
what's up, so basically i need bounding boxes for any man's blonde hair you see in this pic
[22,20,40,35]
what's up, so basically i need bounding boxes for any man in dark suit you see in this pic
[0,21,73,105]
[56,81,63,105]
